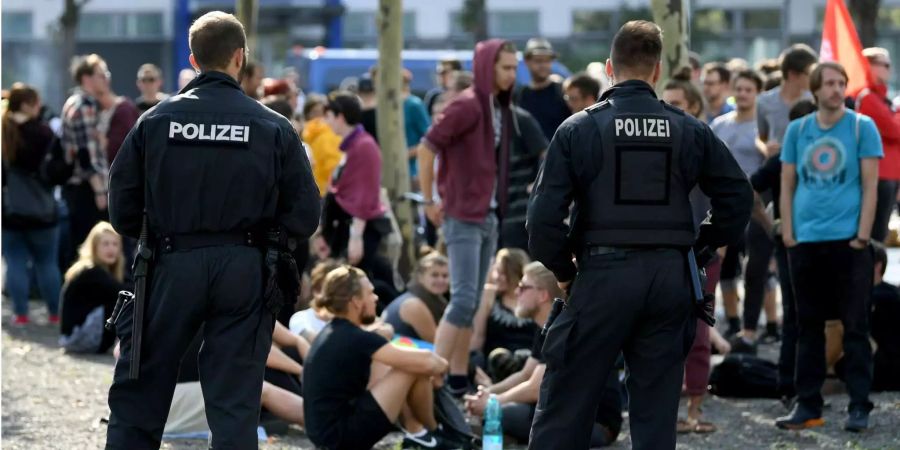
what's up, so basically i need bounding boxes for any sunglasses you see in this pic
[139,77,158,83]
[871,61,891,69]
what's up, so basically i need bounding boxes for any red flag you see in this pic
[820,0,873,96]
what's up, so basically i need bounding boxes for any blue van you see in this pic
[285,47,571,96]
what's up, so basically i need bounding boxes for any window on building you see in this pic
[79,13,118,38]
[2,12,33,39]
[572,10,613,34]
[449,12,468,36]
[618,6,653,24]
[132,13,164,37]
[345,11,415,39]
[878,7,900,28]
[743,9,780,30]
[344,11,377,39]
[403,12,416,38]
[692,9,733,35]
[78,13,164,39]
[489,11,538,37]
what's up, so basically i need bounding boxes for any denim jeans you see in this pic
[788,240,874,414]
[442,214,498,327]
[2,227,62,316]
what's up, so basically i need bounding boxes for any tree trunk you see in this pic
[377,0,415,279]
[236,0,259,55]
[56,0,84,108]
[461,0,488,42]
[849,0,881,48]
[650,0,689,88]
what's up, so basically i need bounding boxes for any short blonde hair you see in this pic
[523,262,564,299]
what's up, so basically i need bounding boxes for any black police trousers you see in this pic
[106,245,274,449]
[529,248,692,450]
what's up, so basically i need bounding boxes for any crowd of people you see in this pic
[3,23,900,449]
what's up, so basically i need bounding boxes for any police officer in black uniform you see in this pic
[526,21,752,450]
[105,12,319,449]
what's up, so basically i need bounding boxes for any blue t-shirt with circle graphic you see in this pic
[781,110,883,243]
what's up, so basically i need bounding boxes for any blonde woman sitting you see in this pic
[59,222,127,353]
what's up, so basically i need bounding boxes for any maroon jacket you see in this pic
[331,125,386,220]
[423,39,514,223]
[106,99,140,163]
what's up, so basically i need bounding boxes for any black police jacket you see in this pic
[526,80,752,283]
[108,71,320,242]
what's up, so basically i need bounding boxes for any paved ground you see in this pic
[3,301,899,449]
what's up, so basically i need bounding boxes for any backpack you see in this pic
[708,354,780,399]
[433,386,478,449]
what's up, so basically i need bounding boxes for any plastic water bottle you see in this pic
[483,394,503,450]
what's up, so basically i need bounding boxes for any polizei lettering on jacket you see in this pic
[614,117,671,139]
[168,121,250,143]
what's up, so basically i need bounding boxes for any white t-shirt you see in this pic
[289,308,329,336]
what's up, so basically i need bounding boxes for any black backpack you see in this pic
[433,386,478,449]
[708,354,780,399]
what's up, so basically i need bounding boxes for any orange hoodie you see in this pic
[302,117,344,196]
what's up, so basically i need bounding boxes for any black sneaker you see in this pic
[730,336,757,355]
[775,404,824,430]
[761,323,781,344]
[403,426,468,450]
[844,409,870,432]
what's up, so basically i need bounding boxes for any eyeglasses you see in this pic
[516,283,536,292]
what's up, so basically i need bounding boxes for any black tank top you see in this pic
[483,297,538,355]
[383,283,447,341]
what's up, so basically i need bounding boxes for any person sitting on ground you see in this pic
[290,259,341,341]
[870,241,900,391]
[464,262,623,446]
[302,266,457,449]
[162,328,307,438]
[471,248,537,382]
[382,252,450,342]
[265,320,311,399]
[59,221,128,353]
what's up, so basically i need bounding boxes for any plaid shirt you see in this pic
[61,89,108,185]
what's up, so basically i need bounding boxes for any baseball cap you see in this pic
[525,38,556,58]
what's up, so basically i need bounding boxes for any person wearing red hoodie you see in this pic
[417,39,519,396]
[857,47,900,243]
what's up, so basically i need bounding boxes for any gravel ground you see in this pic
[3,300,899,450]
